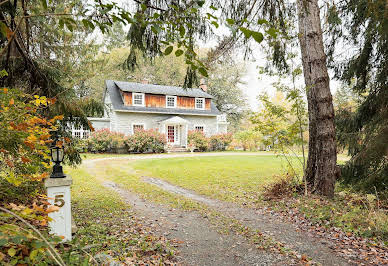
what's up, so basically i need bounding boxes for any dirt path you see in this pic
[142,177,351,266]
[101,181,291,265]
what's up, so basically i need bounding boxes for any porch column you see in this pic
[185,124,188,148]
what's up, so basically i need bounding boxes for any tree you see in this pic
[296,0,338,197]
[326,0,388,192]
[206,62,248,131]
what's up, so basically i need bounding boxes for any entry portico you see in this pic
[158,116,189,147]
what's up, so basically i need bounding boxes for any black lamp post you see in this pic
[50,133,66,178]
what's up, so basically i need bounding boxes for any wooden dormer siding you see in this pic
[121,91,211,110]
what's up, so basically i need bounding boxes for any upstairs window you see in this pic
[195,98,205,110]
[195,125,204,132]
[133,93,145,106]
[166,95,177,108]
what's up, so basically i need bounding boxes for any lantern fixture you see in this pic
[50,133,66,178]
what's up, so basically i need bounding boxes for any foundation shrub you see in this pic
[125,129,166,153]
[187,130,208,151]
[208,133,233,151]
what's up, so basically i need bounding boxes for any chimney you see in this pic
[141,78,149,84]
[199,78,207,92]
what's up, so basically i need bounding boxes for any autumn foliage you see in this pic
[0,88,66,264]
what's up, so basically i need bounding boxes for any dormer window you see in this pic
[195,98,205,110]
[133,93,145,106]
[166,95,177,108]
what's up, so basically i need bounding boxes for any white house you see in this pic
[84,80,228,148]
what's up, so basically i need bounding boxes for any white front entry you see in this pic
[167,125,180,145]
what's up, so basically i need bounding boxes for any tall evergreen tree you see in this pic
[326,0,388,192]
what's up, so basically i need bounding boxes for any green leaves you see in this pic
[59,18,77,32]
[211,21,219,28]
[40,0,47,9]
[164,46,174,55]
[198,67,208,77]
[239,27,264,43]
[81,19,95,30]
[266,28,277,38]
[175,49,184,57]
[239,27,252,39]
[226,18,235,25]
[251,31,264,43]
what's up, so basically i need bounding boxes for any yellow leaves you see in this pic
[50,115,64,123]
[33,95,48,106]
[29,249,39,261]
[32,172,49,181]
[41,162,51,169]
[7,248,16,257]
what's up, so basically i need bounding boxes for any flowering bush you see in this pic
[125,129,166,153]
[187,130,208,151]
[208,133,233,151]
[86,129,125,153]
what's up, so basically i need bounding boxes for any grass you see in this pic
[131,155,302,205]
[126,155,387,244]
[70,152,386,252]
[65,166,177,264]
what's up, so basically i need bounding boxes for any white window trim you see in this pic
[194,125,205,133]
[165,95,177,108]
[132,93,145,107]
[195,97,205,110]
[132,123,146,134]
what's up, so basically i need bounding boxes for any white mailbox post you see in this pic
[45,176,73,241]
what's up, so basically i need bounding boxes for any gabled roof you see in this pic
[114,80,214,98]
[104,80,221,116]
[158,116,189,124]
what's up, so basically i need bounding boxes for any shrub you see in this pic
[234,129,263,151]
[187,130,208,151]
[125,129,166,153]
[208,133,233,151]
[86,129,125,153]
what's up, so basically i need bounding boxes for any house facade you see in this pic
[87,80,228,148]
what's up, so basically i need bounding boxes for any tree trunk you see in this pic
[297,0,337,197]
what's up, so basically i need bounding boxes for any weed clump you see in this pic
[262,174,304,200]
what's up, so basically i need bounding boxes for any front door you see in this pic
[167,125,179,145]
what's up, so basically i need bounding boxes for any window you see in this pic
[195,125,204,132]
[133,93,145,106]
[83,131,89,139]
[74,131,81,139]
[72,124,90,139]
[166,95,177,108]
[132,123,145,133]
[195,98,205,110]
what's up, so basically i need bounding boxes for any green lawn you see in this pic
[132,155,302,205]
